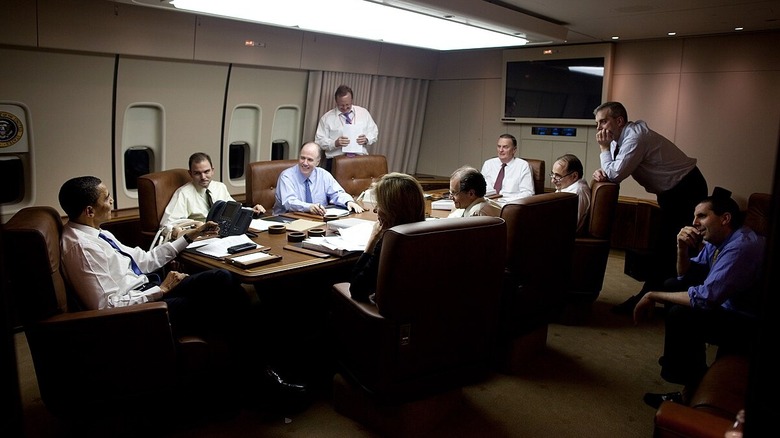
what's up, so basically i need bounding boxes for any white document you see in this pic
[341,124,362,153]
[249,218,278,231]
[193,234,255,258]
[328,217,375,230]
[324,207,350,217]
[431,199,455,210]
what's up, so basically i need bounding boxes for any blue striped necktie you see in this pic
[99,233,143,275]
[305,178,313,203]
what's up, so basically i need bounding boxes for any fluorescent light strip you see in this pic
[170,0,528,50]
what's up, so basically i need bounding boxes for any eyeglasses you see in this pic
[549,172,573,182]
[447,190,462,198]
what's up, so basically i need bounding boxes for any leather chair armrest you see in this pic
[654,401,732,438]
[25,302,178,414]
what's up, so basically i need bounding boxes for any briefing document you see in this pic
[341,124,362,153]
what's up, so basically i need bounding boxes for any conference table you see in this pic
[177,193,452,283]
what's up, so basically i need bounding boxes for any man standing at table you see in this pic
[315,85,379,171]
[481,133,535,201]
[273,142,365,216]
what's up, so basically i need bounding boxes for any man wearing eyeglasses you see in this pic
[481,134,535,201]
[551,154,591,233]
[447,166,495,218]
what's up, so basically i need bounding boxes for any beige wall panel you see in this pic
[612,39,684,75]
[194,16,305,69]
[681,32,780,73]
[0,48,114,221]
[377,44,438,79]
[300,32,381,75]
[480,78,505,161]
[676,70,780,203]
[435,49,502,80]
[417,81,462,176]
[0,0,38,47]
[457,81,488,171]
[114,58,228,209]
[38,0,196,59]
[224,66,308,192]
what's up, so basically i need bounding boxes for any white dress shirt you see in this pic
[481,157,535,201]
[315,105,379,159]
[61,222,187,309]
[599,120,697,194]
[559,178,592,233]
[160,181,235,228]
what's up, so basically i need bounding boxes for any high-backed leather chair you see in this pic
[331,154,388,197]
[560,181,619,323]
[245,159,297,212]
[520,157,545,194]
[330,216,506,436]
[3,207,224,418]
[137,168,191,243]
[497,192,577,371]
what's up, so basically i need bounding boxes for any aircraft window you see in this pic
[0,156,24,204]
[124,147,153,190]
[229,141,248,180]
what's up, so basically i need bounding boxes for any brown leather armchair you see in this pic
[560,181,619,324]
[330,217,506,435]
[137,168,191,245]
[245,159,297,212]
[497,192,578,371]
[520,157,546,195]
[331,154,388,197]
[3,207,223,418]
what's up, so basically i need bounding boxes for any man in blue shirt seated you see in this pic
[634,189,765,408]
[273,142,365,216]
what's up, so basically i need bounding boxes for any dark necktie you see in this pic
[494,163,506,193]
[206,189,214,208]
[342,112,352,124]
[99,233,143,275]
[613,142,620,160]
[305,178,313,203]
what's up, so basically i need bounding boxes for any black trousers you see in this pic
[661,303,757,387]
[643,166,708,289]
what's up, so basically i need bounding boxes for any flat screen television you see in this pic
[502,43,614,126]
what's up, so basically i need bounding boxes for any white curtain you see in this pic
[303,71,429,174]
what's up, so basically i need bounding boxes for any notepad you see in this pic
[285,218,326,232]
[431,199,455,210]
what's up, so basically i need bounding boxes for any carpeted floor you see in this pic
[15,250,708,437]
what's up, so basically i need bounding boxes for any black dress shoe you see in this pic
[263,366,308,394]
[611,294,641,315]
[643,391,683,409]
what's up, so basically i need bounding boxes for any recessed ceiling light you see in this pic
[611,36,619,40]
[735,27,744,31]
[667,32,677,36]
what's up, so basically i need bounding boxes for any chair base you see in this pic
[332,373,463,438]
[495,324,548,374]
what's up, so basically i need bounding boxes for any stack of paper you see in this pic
[327,217,375,230]
[431,199,455,210]
[286,218,326,232]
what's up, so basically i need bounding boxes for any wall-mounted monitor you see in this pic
[502,43,614,126]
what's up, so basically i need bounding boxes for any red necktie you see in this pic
[494,163,506,193]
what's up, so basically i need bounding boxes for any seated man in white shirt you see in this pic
[480,134,535,201]
[160,152,265,234]
[273,142,364,216]
[551,153,591,233]
[58,175,307,396]
[447,166,494,218]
